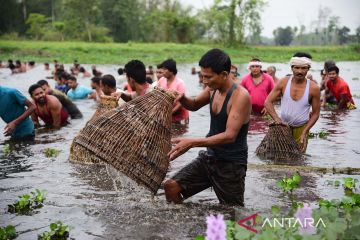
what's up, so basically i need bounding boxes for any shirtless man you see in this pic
[265,52,321,152]
[164,49,251,205]
[29,84,69,128]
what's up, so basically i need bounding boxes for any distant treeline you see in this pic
[0,0,359,46]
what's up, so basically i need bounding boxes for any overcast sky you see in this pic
[180,0,360,37]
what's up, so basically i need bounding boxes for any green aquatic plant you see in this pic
[308,130,329,139]
[44,148,60,158]
[8,189,47,214]
[352,77,359,81]
[277,172,302,193]
[38,221,71,240]
[0,225,17,240]
[326,180,341,187]
[343,177,358,191]
[2,144,11,156]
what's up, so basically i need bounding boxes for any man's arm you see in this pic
[48,96,63,128]
[300,82,321,151]
[264,77,287,124]
[169,87,251,160]
[4,99,36,136]
[177,87,211,111]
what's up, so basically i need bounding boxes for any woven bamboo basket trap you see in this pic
[255,124,304,161]
[70,88,175,193]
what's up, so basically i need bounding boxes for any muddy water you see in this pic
[0,62,360,239]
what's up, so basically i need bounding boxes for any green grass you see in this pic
[1,40,359,64]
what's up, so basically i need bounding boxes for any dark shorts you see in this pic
[172,150,247,206]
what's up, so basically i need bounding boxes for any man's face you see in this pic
[156,69,164,79]
[327,70,338,82]
[250,64,262,75]
[32,87,46,104]
[230,66,238,80]
[91,81,99,89]
[162,68,173,79]
[267,67,274,76]
[100,82,111,95]
[292,65,309,80]
[41,84,50,94]
[200,67,227,90]
[67,80,77,89]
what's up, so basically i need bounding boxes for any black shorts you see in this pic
[172,150,247,206]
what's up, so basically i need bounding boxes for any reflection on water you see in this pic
[1,62,360,239]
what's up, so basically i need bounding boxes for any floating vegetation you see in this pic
[262,114,272,121]
[0,225,17,240]
[352,77,359,80]
[308,130,330,139]
[343,177,358,191]
[44,148,60,158]
[2,144,11,156]
[8,189,47,214]
[353,94,360,99]
[38,221,72,240]
[277,172,302,193]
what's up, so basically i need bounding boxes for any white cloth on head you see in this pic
[248,61,262,69]
[289,57,312,67]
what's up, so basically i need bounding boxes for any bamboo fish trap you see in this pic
[255,124,304,161]
[70,88,175,193]
[70,95,119,165]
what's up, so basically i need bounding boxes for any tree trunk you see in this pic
[228,0,236,46]
[22,0,27,22]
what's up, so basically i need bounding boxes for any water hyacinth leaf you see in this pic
[44,148,60,158]
[193,236,205,240]
[3,144,11,156]
[271,205,280,215]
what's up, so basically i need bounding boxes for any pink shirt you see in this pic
[240,73,275,114]
[157,76,189,123]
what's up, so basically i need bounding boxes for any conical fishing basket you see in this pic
[70,95,119,165]
[255,124,304,161]
[70,88,175,193]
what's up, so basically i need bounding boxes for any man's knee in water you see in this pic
[164,179,183,204]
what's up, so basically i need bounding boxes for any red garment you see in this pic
[326,77,354,104]
[36,95,68,126]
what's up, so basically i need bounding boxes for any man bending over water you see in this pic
[164,49,251,206]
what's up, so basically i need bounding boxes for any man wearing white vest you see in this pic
[264,52,321,152]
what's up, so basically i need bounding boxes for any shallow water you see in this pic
[0,62,360,239]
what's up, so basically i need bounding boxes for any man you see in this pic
[0,85,36,140]
[29,84,69,128]
[241,58,275,115]
[164,49,251,206]
[326,65,356,110]
[158,59,189,124]
[230,64,241,84]
[67,76,93,100]
[79,67,92,78]
[267,66,279,84]
[264,52,321,152]
[100,74,118,96]
[55,72,70,93]
[37,80,83,119]
[89,77,103,102]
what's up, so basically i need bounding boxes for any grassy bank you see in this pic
[1,40,359,64]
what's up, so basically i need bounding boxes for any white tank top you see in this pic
[280,76,310,127]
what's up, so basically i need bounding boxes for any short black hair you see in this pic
[124,60,146,84]
[250,58,261,62]
[324,60,336,72]
[101,74,116,88]
[146,76,153,84]
[117,67,124,75]
[37,79,49,86]
[161,59,177,75]
[293,52,312,59]
[68,76,77,82]
[91,76,101,85]
[44,62,49,66]
[199,48,231,74]
[156,63,163,69]
[16,60,21,65]
[60,72,70,80]
[327,65,339,74]
[28,84,42,96]
[79,67,85,73]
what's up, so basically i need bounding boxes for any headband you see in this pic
[289,57,312,67]
[248,61,262,69]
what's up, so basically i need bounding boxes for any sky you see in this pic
[179,0,360,38]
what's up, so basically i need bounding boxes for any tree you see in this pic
[356,26,360,43]
[26,13,47,39]
[338,26,350,45]
[273,26,294,46]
